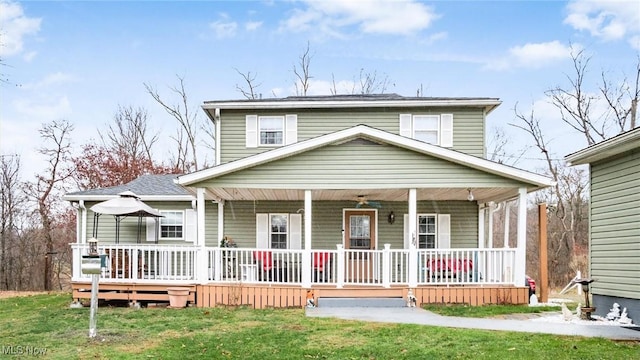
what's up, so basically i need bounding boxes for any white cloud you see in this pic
[13,95,72,120]
[629,35,640,51]
[21,72,77,90]
[280,0,438,37]
[245,21,263,31]
[209,17,238,39]
[564,0,640,43]
[0,0,42,57]
[484,41,574,71]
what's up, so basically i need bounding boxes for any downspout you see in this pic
[215,108,221,166]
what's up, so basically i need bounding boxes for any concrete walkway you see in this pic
[305,307,640,341]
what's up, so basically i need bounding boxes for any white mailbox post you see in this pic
[81,238,101,338]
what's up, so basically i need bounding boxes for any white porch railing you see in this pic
[71,244,517,287]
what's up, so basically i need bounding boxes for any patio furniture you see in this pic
[313,252,333,282]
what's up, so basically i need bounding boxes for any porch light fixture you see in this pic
[388,211,395,224]
[467,189,474,202]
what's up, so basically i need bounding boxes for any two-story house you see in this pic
[65,94,554,308]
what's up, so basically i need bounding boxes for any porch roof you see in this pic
[177,125,554,203]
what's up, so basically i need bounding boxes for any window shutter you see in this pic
[246,115,258,148]
[403,214,410,249]
[437,214,451,249]
[285,114,298,145]
[184,209,197,242]
[256,214,269,248]
[146,217,157,242]
[289,213,302,249]
[440,114,453,147]
[399,114,412,137]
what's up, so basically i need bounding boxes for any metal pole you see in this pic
[89,273,98,337]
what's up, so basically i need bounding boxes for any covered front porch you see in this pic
[70,241,529,308]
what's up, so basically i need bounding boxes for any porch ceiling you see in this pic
[204,187,522,203]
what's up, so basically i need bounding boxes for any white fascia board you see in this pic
[565,128,640,165]
[202,99,502,114]
[63,194,196,202]
[178,125,554,188]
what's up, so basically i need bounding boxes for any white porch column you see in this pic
[217,200,225,242]
[213,200,225,282]
[503,202,510,248]
[408,188,418,288]
[196,188,208,283]
[487,204,493,248]
[301,190,312,288]
[80,200,87,244]
[514,187,527,286]
[478,205,485,249]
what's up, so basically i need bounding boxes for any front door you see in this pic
[344,210,376,282]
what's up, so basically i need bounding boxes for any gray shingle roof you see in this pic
[66,174,190,197]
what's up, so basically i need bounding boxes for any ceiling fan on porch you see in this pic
[355,195,382,208]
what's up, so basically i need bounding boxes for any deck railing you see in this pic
[71,244,517,287]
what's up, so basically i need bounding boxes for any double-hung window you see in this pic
[404,213,450,249]
[399,113,453,147]
[259,116,284,146]
[417,215,437,249]
[256,213,302,249]
[270,214,288,249]
[246,114,298,148]
[159,211,184,240]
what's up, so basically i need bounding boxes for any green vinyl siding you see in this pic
[219,107,486,163]
[196,141,527,190]
[84,201,218,246]
[222,200,477,249]
[589,148,640,300]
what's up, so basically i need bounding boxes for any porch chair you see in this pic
[252,250,274,281]
[312,252,333,282]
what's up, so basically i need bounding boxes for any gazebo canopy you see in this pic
[90,191,162,243]
[90,191,162,217]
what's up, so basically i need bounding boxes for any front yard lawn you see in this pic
[1,293,637,359]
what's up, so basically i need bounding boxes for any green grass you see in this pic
[422,303,573,318]
[1,293,637,359]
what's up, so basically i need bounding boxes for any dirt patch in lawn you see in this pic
[0,291,50,299]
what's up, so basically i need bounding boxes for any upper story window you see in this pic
[259,116,284,145]
[246,114,297,148]
[399,113,453,147]
[160,210,184,240]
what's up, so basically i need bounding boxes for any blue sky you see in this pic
[1,0,639,179]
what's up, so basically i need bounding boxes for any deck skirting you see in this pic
[72,282,529,308]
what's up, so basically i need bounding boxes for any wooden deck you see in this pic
[72,282,529,308]
[72,282,196,305]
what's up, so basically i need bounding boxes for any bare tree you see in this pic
[357,68,393,94]
[510,105,590,287]
[486,126,527,165]
[0,154,23,289]
[103,105,158,161]
[145,75,203,172]
[293,42,313,96]
[234,68,261,99]
[23,120,74,290]
[599,55,640,131]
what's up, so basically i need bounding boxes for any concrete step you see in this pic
[318,297,406,308]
